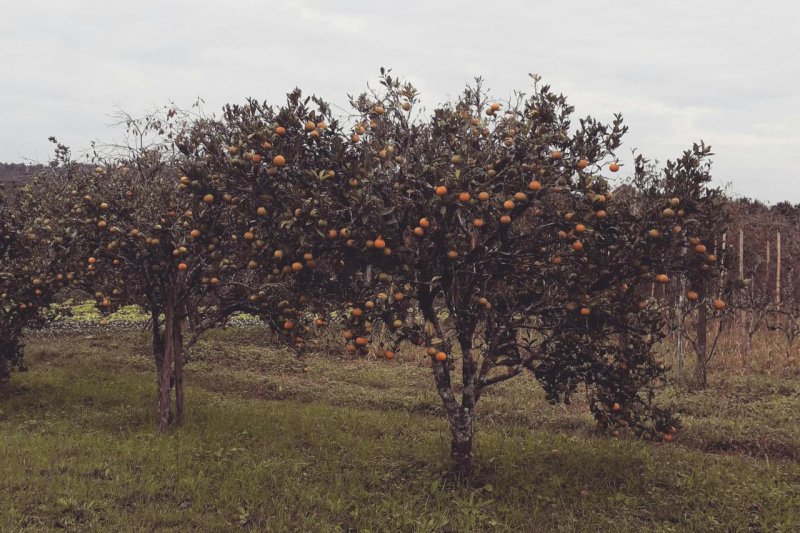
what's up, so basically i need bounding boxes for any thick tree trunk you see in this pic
[450,408,475,481]
[695,299,708,389]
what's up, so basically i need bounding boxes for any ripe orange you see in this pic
[695,244,707,254]
[473,218,485,228]
[580,307,591,316]
[655,274,669,283]
[257,206,268,217]
[178,262,188,271]
[435,185,448,197]
[283,320,295,330]
[551,150,563,160]
[413,227,425,237]
[435,351,447,362]
[612,402,621,411]
[458,191,471,202]
[713,299,726,310]
[478,191,490,201]
[88,257,97,265]
[572,241,584,251]
[577,159,589,169]
[203,194,214,204]
[447,250,458,259]
[352,307,363,317]
[500,215,511,224]
[355,336,368,346]
[384,350,395,360]
[596,210,607,219]
[609,163,620,172]
[291,262,303,271]
[394,292,404,302]
[275,126,286,135]
[503,200,515,210]
[528,180,542,191]
[575,224,586,233]
[373,237,386,249]
[251,154,262,164]
[687,290,698,301]
[419,217,430,228]
[273,155,286,167]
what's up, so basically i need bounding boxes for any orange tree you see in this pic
[172,90,357,351]
[41,123,253,432]
[638,143,732,388]
[302,73,718,479]
[0,175,76,382]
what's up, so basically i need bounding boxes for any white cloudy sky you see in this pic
[1,1,798,202]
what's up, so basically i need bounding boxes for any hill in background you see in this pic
[0,162,46,186]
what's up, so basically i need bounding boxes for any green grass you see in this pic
[1,330,799,531]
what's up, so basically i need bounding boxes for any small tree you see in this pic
[41,116,246,431]
[653,143,731,388]
[0,180,74,382]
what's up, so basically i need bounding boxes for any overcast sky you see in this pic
[1,1,798,202]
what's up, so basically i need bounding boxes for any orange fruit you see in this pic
[413,227,425,237]
[687,291,698,301]
[577,159,589,169]
[178,262,188,271]
[434,351,447,362]
[503,200,515,210]
[373,237,386,249]
[473,218,485,228]
[458,192,471,202]
[528,180,541,191]
[572,241,584,251]
[478,191,490,201]
[609,163,620,172]
[500,215,511,224]
[275,126,286,135]
[273,155,286,167]
[551,150,563,160]
[580,307,591,316]
[713,299,726,310]
[435,185,448,197]
[419,217,430,228]
[655,274,669,283]
[575,224,586,233]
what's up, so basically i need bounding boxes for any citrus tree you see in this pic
[41,121,250,432]
[0,176,76,382]
[642,143,732,388]
[172,90,357,352]
[303,72,719,479]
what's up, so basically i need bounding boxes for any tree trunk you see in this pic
[173,304,186,427]
[450,408,474,481]
[157,295,175,433]
[695,299,708,389]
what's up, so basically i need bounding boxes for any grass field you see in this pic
[1,328,799,531]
